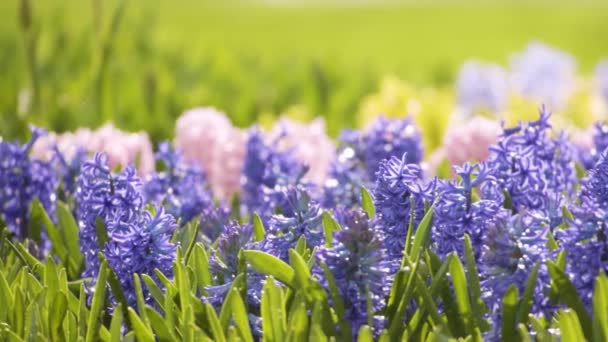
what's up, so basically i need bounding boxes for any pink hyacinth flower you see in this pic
[31,124,155,175]
[270,117,336,185]
[174,107,245,200]
[443,116,502,167]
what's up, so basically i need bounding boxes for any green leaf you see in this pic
[289,249,324,301]
[593,271,608,342]
[546,230,559,251]
[286,298,309,342]
[517,263,540,325]
[518,323,532,342]
[388,260,418,337]
[205,302,227,342]
[252,213,266,241]
[110,304,124,342]
[408,203,434,263]
[559,310,586,342]
[449,256,476,334]
[547,261,592,339]
[501,285,519,340]
[361,186,376,218]
[27,197,44,242]
[184,221,201,263]
[261,277,286,342]
[357,325,374,342]
[322,211,341,247]
[0,270,13,322]
[403,255,450,336]
[128,307,155,342]
[95,216,109,249]
[49,291,68,337]
[102,254,131,329]
[230,288,254,342]
[219,276,240,333]
[502,189,512,210]
[133,274,150,327]
[463,234,489,331]
[192,244,212,289]
[146,306,174,341]
[243,250,294,287]
[85,261,108,342]
[141,274,165,309]
[56,201,83,273]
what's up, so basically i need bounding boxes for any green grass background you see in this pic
[1,0,607,142]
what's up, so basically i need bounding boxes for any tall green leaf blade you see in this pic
[286,299,309,342]
[252,213,266,241]
[547,261,592,339]
[517,262,540,325]
[559,310,586,342]
[230,288,254,342]
[205,302,227,342]
[409,204,434,263]
[56,201,84,271]
[146,306,174,342]
[243,250,294,287]
[593,271,608,341]
[357,325,374,342]
[449,256,476,335]
[110,304,124,342]
[141,274,165,309]
[85,261,108,342]
[0,270,13,323]
[463,235,489,331]
[501,285,519,340]
[361,186,376,219]
[261,277,286,342]
[128,308,155,342]
[322,211,341,247]
[192,244,212,289]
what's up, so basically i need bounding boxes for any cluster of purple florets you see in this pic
[6,108,608,339]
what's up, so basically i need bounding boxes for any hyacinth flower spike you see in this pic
[315,209,391,338]
[0,126,58,240]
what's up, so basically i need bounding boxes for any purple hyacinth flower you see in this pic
[374,153,435,260]
[241,127,308,219]
[510,42,577,110]
[315,209,391,338]
[0,126,58,240]
[144,142,213,226]
[456,60,508,116]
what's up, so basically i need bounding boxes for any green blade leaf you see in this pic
[449,255,476,335]
[56,201,83,274]
[463,234,489,331]
[128,307,155,342]
[559,310,586,342]
[517,262,540,325]
[85,261,108,342]
[361,186,376,219]
[357,325,374,342]
[243,250,294,287]
[322,211,341,247]
[252,213,266,241]
[145,306,175,342]
[110,304,124,342]
[95,216,109,249]
[230,288,254,342]
[261,277,286,342]
[593,271,608,342]
[547,261,592,339]
[408,203,434,263]
[501,285,519,340]
[205,302,227,342]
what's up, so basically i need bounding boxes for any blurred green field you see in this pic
[1,0,607,142]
